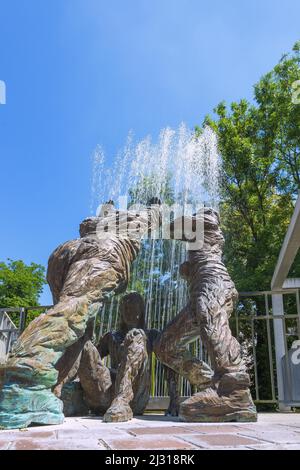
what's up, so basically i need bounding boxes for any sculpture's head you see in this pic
[79,217,98,237]
[197,207,224,248]
[119,291,146,331]
[179,208,224,279]
[147,197,161,206]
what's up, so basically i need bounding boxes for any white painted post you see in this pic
[272,294,291,412]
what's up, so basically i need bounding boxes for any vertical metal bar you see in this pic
[24,308,28,330]
[296,290,300,339]
[251,317,260,401]
[265,294,276,401]
[282,316,293,403]
[5,331,12,354]
[272,294,291,411]
[19,307,26,333]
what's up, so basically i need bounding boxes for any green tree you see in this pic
[0,259,46,326]
[200,41,300,292]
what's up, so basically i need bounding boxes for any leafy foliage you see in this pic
[0,259,46,326]
[201,42,300,291]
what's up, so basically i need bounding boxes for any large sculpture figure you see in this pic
[154,208,257,421]
[0,204,162,429]
[0,202,256,428]
[70,291,179,422]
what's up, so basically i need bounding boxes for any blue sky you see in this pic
[0,0,300,304]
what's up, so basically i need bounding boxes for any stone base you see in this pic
[179,387,257,423]
[0,384,64,429]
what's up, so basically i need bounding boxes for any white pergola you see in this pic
[271,195,300,410]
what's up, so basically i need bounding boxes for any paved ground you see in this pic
[1,413,300,450]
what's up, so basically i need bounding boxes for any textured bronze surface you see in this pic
[0,205,256,427]
[74,292,179,422]
[0,206,161,428]
[154,208,257,422]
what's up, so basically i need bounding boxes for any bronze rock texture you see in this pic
[154,208,257,422]
[0,205,256,427]
[0,206,161,428]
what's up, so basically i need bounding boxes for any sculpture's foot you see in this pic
[179,373,257,423]
[103,398,133,423]
[0,384,64,429]
[165,401,179,417]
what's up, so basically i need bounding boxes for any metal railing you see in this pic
[235,290,300,407]
[0,311,18,362]
[0,306,52,362]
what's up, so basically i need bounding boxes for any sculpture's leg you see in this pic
[103,329,148,423]
[53,344,83,399]
[164,367,180,417]
[180,286,257,422]
[77,340,113,414]
[196,287,245,379]
[154,305,213,389]
[53,317,96,398]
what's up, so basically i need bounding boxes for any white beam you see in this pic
[282,278,300,289]
[272,196,300,290]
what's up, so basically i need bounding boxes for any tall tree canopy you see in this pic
[0,259,45,308]
[200,41,300,291]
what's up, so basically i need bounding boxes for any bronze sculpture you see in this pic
[0,202,256,428]
[73,291,179,422]
[154,208,257,421]
[0,204,162,428]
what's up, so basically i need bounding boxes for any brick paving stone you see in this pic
[237,430,300,445]
[278,423,300,430]
[104,436,197,450]
[1,414,300,450]
[188,445,253,450]
[235,424,290,432]
[0,430,57,441]
[55,427,125,440]
[129,417,180,427]
[127,426,205,436]
[257,413,300,428]
[8,438,105,450]
[246,443,300,450]
[179,433,261,448]
[184,425,242,434]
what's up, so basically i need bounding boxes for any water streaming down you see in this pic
[91,123,222,397]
